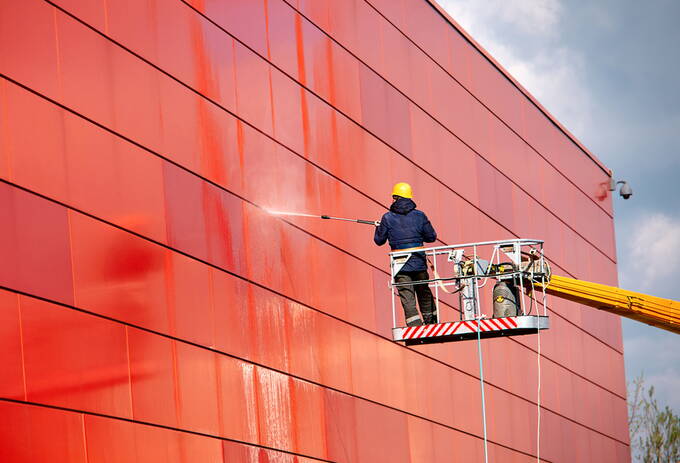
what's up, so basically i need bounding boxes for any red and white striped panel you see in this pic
[395,317,519,341]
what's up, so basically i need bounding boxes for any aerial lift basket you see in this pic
[389,239,550,345]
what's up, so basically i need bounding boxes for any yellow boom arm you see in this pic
[541,275,680,334]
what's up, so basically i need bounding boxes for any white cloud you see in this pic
[440,0,562,36]
[583,3,616,31]
[625,212,680,293]
[500,0,562,34]
[505,47,591,137]
[438,0,593,139]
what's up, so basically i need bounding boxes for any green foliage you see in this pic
[628,374,679,462]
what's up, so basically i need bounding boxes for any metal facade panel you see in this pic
[0,401,88,463]
[20,296,132,417]
[0,290,23,400]
[0,183,75,305]
[0,0,628,460]
[127,327,179,426]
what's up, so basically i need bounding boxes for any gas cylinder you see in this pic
[493,281,519,317]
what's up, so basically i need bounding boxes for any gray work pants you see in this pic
[395,270,436,326]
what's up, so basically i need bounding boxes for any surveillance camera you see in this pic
[619,181,632,199]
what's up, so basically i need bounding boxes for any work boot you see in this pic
[406,315,423,327]
[422,314,438,325]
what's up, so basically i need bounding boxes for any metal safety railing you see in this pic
[388,238,550,327]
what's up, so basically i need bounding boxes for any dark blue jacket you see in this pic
[374,198,437,272]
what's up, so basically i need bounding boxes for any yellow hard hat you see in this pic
[391,182,413,198]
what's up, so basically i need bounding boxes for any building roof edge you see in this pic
[425,0,612,176]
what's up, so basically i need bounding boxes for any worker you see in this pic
[374,182,438,326]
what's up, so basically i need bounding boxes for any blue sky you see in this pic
[438,0,680,412]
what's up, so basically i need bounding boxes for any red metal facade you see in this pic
[0,0,628,461]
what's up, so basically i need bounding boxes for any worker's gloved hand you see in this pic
[374,220,381,226]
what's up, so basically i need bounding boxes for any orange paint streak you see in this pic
[300,89,311,159]
[264,0,277,136]
[236,120,245,190]
[190,15,226,184]
[208,268,216,348]
[103,0,110,35]
[326,37,336,106]
[170,340,182,427]
[81,415,89,461]
[287,375,300,453]
[241,202,253,282]
[330,112,341,195]
[294,14,307,86]
[124,327,135,417]
[0,82,15,180]
[214,351,225,436]
[263,0,272,61]
[191,0,206,13]
[53,8,64,98]
[231,39,240,114]
[294,14,312,157]
[163,251,177,337]
[268,67,276,139]
[66,211,77,306]
[17,295,28,401]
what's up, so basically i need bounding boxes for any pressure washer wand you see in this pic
[321,215,379,226]
[267,210,379,225]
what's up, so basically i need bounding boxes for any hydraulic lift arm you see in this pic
[541,275,680,335]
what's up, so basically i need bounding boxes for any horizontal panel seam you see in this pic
[0,170,628,404]
[0,286,630,450]
[0,73,627,391]
[0,398,334,462]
